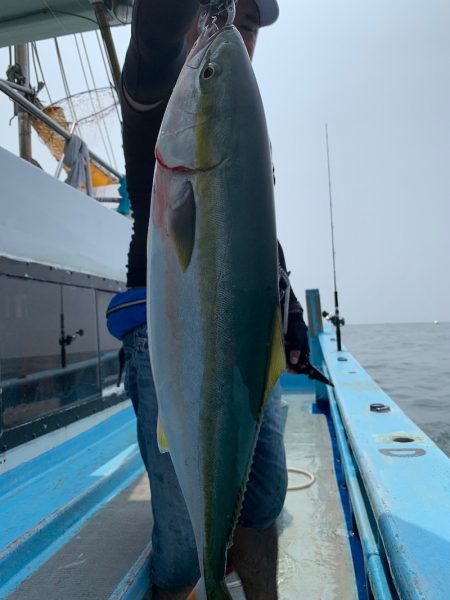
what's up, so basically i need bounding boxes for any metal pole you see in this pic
[2,80,33,94]
[14,44,32,160]
[0,78,122,180]
[93,3,122,96]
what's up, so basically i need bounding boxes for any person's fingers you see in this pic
[289,350,300,365]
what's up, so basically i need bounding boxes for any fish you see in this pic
[147,22,286,599]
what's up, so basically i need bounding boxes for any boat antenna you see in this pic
[325,124,345,351]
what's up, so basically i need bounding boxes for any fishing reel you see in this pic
[59,329,84,348]
[322,311,345,328]
[323,310,345,352]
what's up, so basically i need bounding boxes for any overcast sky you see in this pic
[1,0,449,324]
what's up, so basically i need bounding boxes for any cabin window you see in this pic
[59,285,101,408]
[0,277,102,432]
[0,277,61,429]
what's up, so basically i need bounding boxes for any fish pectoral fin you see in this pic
[169,180,196,272]
[157,416,170,454]
[263,306,286,404]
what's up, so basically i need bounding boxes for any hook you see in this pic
[198,0,237,35]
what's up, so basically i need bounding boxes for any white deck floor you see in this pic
[229,391,358,599]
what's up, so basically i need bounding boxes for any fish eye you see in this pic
[201,62,220,81]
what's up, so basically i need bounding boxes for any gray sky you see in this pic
[1,0,449,324]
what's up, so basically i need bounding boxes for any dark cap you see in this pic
[254,0,279,26]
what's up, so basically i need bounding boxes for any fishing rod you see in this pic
[323,124,345,351]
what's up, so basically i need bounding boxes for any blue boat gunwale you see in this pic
[307,288,450,600]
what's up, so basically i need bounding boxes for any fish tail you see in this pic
[187,577,231,600]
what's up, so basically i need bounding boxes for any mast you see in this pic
[14,44,32,160]
[93,3,122,96]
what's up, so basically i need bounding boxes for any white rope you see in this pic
[287,467,316,491]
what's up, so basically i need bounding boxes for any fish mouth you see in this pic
[155,148,220,174]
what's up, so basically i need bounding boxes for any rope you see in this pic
[287,467,316,491]
[74,33,113,167]
[80,32,117,170]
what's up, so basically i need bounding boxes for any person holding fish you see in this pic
[107,0,310,598]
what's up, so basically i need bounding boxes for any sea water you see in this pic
[343,322,450,457]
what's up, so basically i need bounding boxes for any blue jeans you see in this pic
[123,324,287,590]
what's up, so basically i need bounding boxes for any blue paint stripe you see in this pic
[0,454,144,597]
[91,443,138,477]
[0,457,144,598]
[0,413,137,550]
[0,406,136,497]
[0,405,147,597]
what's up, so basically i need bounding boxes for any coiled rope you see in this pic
[287,467,315,491]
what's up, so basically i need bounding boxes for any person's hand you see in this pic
[287,349,308,374]
[285,318,310,374]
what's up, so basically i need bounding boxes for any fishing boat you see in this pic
[1,3,450,599]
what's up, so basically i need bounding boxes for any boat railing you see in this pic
[0,77,122,195]
[306,288,450,600]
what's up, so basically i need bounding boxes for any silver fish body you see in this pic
[148,24,285,599]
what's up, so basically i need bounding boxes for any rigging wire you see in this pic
[94,24,115,86]
[50,9,99,27]
[41,0,69,36]
[74,33,114,168]
[30,44,39,90]
[31,42,53,104]
[53,37,78,126]
[95,29,122,125]
[80,32,118,170]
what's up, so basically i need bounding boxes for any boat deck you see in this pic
[277,390,357,600]
[1,388,357,599]
[229,390,357,599]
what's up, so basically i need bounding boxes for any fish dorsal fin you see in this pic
[169,180,196,272]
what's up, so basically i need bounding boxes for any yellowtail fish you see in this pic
[147,23,285,599]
